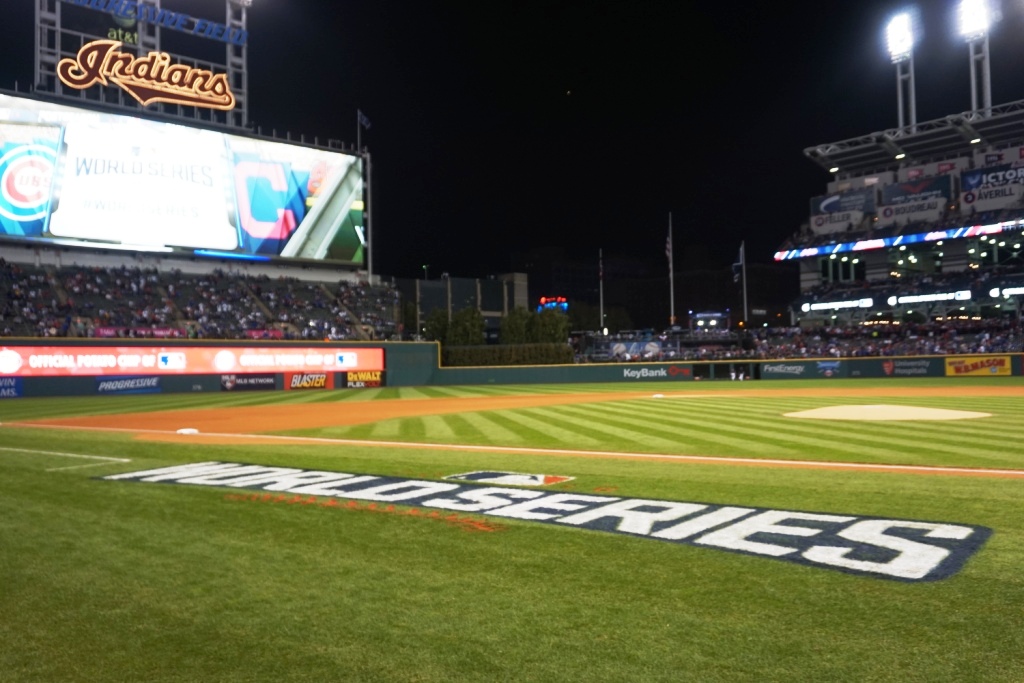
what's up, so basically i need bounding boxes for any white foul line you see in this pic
[0,445,131,471]
[4,422,1023,479]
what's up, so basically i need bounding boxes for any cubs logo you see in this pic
[0,144,56,224]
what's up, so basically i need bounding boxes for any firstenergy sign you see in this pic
[105,462,992,582]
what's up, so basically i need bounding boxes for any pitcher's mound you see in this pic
[785,404,991,421]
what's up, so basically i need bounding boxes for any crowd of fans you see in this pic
[0,259,401,341]
[580,318,1022,362]
[4,258,1023,363]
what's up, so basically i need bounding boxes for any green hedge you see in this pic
[442,344,575,367]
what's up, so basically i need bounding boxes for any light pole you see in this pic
[886,12,916,131]
[958,0,993,117]
[422,264,430,280]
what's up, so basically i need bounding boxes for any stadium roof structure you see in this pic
[804,98,1024,175]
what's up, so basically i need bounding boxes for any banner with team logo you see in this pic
[0,122,62,236]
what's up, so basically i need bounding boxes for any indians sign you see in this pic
[57,40,236,110]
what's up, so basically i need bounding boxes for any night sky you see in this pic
[5,0,1024,281]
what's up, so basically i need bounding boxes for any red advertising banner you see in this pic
[0,345,384,378]
[285,372,335,390]
[93,327,185,339]
[244,329,285,340]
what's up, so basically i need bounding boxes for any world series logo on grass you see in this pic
[105,462,992,582]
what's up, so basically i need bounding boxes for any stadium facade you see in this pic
[783,98,1024,327]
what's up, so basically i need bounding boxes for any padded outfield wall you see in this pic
[0,340,1021,398]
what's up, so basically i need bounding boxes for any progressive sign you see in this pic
[105,462,992,582]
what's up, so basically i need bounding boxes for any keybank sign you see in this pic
[623,367,668,380]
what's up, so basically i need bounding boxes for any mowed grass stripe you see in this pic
[398,416,428,442]
[366,419,402,439]
[541,401,1016,465]
[624,399,1020,464]
[521,404,689,451]
[630,393,1015,446]
[430,413,492,445]
[448,411,524,444]
[499,408,606,448]
[417,415,458,442]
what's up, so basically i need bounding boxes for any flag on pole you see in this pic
[732,241,745,283]
[358,110,372,129]
[599,249,604,281]
[665,230,673,264]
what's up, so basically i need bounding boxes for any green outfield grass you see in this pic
[1,378,1023,682]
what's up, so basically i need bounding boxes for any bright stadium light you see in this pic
[959,0,995,114]
[886,12,917,129]
[958,0,990,41]
[829,166,839,173]
[887,13,913,63]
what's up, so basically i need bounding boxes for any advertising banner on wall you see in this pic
[0,94,364,264]
[848,358,942,378]
[0,376,24,398]
[810,189,876,215]
[960,164,1024,214]
[877,200,943,227]
[880,175,950,204]
[809,189,875,235]
[0,345,385,378]
[221,374,277,391]
[945,356,1012,377]
[95,376,162,395]
[961,184,1021,213]
[344,370,385,388]
[285,372,334,390]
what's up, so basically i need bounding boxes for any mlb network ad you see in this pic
[0,94,364,264]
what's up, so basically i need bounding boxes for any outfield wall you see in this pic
[0,339,1020,398]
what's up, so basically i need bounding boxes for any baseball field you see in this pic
[1,376,1023,682]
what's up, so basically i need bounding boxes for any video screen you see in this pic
[0,94,364,264]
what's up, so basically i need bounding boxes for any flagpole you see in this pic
[668,213,675,326]
[598,248,605,334]
[741,241,748,324]
[357,110,362,152]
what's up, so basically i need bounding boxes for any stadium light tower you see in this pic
[958,0,993,116]
[886,12,917,131]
